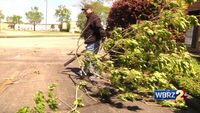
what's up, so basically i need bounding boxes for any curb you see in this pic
[0,35,80,38]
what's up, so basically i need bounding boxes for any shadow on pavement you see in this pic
[62,67,199,113]
[173,109,199,113]
[64,67,81,75]
[62,67,143,112]
[110,102,142,111]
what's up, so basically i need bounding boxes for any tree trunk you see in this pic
[0,19,1,32]
[13,24,16,30]
[33,24,36,31]
[59,22,63,31]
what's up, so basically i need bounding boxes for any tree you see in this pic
[76,1,110,30]
[91,1,110,26]
[91,0,199,106]
[55,5,71,31]
[76,13,86,30]
[80,0,113,4]
[0,10,4,31]
[6,15,22,29]
[0,10,4,20]
[25,7,43,31]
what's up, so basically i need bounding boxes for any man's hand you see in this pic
[101,37,106,42]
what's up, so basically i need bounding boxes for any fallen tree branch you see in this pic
[63,50,85,67]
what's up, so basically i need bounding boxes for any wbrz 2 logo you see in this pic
[154,90,187,100]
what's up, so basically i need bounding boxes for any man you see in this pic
[79,4,106,78]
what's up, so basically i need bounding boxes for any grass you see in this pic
[0,30,80,37]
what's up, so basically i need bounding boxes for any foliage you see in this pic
[70,82,85,113]
[55,5,71,31]
[25,7,43,24]
[82,51,114,74]
[6,15,22,29]
[190,57,200,75]
[106,0,160,31]
[17,107,32,113]
[178,75,200,98]
[17,82,87,113]
[17,84,58,113]
[118,93,137,101]
[176,58,200,98]
[25,7,43,31]
[51,24,55,29]
[105,18,198,92]
[98,87,113,98]
[82,0,200,108]
[0,10,4,31]
[0,10,4,20]
[66,22,71,32]
[159,100,188,109]
[76,1,110,30]
[78,80,88,90]
[90,1,110,25]
[34,91,46,113]
[81,0,113,3]
[73,97,84,108]
[55,5,71,23]
[17,91,46,113]
[76,13,86,30]
[47,84,58,111]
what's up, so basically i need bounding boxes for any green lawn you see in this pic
[0,30,80,37]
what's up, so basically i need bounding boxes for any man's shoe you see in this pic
[88,75,97,81]
[77,70,89,77]
[77,70,84,77]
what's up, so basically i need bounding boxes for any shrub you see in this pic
[92,0,200,105]
[106,0,160,31]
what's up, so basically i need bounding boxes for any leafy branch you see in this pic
[17,84,58,113]
[81,0,200,108]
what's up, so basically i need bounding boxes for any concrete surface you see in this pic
[0,36,198,113]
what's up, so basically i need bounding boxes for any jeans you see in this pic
[81,40,101,75]
[86,40,100,54]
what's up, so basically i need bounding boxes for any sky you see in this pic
[0,0,83,24]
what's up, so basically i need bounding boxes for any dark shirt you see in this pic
[82,12,106,44]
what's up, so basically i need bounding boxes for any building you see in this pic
[0,21,80,33]
[14,24,59,31]
[69,21,80,33]
[186,1,200,53]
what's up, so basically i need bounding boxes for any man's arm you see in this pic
[94,17,106,38]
